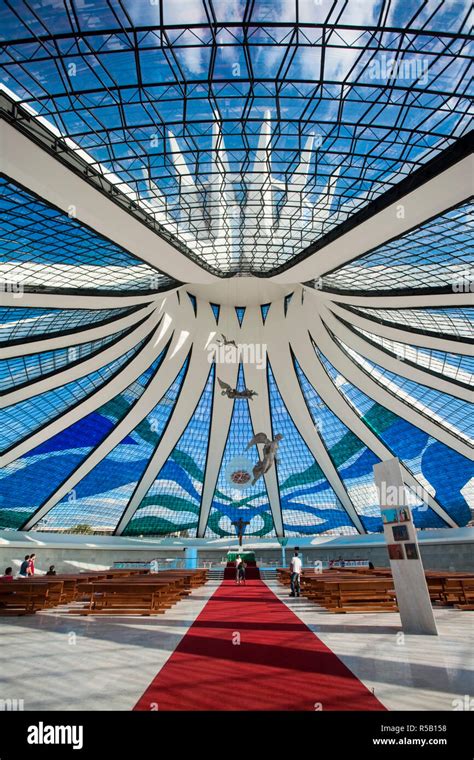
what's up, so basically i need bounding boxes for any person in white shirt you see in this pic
[290,551,302,597]
[235,556,242,584]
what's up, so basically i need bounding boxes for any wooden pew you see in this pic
[319,579,398,613]
[69,570,207,616]
[69,582,177,615]
[0,581,49,615]
[278,567,474,613]
[0,569,208,616]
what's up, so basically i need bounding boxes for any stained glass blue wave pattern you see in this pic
[267,362,358,536]
[317,347,472,527]
[1,339,146,454]
[35,357,189,532]
[125,364,215,537]
[295,359,382,533]
[0,350,166,530]
[205,365,275,539]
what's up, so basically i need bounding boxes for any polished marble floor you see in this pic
[0,581,220,711]
[0,579,472,711]
[268,580,474,711]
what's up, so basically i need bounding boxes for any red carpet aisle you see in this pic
[134,580,385,711]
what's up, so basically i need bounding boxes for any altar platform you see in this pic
[224,551,261,580]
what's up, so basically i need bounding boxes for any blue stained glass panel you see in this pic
[126,364,215,536]
[1,340,145,454]
[35,356,190,532]
[0,326,130,391]
[0,305,139,344]
[317,347,472,527]
[334,334,473,443]
[210,303,220,323]
[0,350,167,530]
[295,359,383,533]
[267,363,358,536]
[205,365,275,538]
[235,307,246,326]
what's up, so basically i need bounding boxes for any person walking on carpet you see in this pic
[235,555,242,585]
[289,550,302,597]
[238,560,246,586]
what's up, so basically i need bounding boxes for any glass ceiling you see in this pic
[0,0,472,274]
[0,1,472,540]
[0,178,179,294]
[318,201,474,294]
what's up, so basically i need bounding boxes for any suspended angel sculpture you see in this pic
[246,432,283,484]
[217,334,238,348]
[217,377,258,400]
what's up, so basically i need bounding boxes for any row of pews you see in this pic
[0,568,208,616]
[277,567,474,614]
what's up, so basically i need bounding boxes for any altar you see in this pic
[227,550,256,563]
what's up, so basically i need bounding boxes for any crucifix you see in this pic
[232,517,250,547]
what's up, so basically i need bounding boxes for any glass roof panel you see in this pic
[0,178,178,294]
[0,305,142,345]
[1,0,471,275]
[318,201,474,293]
[349,326,474,386]
[340,306,474,342]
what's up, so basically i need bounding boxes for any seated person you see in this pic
[2,567,14,581]
[46,565,57,576]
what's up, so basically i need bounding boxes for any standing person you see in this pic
[289,550,302,597]
[2,567,14,581]
[28,553,36,576]
[238,560,246,586]
[235,555,242,585]
[18,555,30,577]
